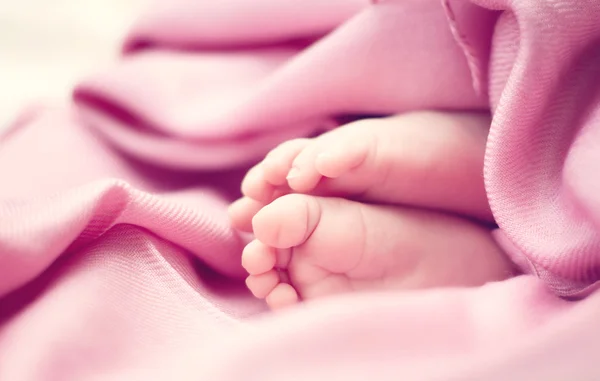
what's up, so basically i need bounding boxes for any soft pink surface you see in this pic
[1,0,600,379]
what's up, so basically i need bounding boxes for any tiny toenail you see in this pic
[316,152,333,162]
[286,167,302,180]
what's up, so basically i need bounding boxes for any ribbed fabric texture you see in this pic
[1,0,600,379]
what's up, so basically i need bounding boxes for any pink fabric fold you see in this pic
[74,0,484,169]
[471,0,600,297]
[2,0,600,379]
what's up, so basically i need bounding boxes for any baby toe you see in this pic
[241,164,277,202]
[242,239,277,275]
[252,194,321,249]
[246,270,280,299]
[262,138,311,186]
[286,144,325,193]
[228,197,264,232]
[314,134,371,178]
[266,282,299,309]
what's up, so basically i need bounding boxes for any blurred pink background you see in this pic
[0,0,147,128]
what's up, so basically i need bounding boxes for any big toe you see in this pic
[252,194,322,249]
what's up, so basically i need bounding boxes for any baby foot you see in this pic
[241,193,513,309]
[239,112,493,223]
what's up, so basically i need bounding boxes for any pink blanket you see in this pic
[2,0,600,379]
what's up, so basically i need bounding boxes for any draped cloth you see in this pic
[1,0,600,379]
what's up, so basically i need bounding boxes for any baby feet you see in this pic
[230,112,513,309]
[240,194,512,309]
[237,112,494,224]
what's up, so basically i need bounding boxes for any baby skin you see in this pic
[229,112,515,309]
